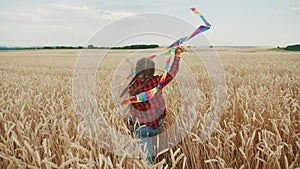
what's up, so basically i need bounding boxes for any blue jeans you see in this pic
[134,119,163,165]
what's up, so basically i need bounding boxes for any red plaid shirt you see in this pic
[129,56,181,129]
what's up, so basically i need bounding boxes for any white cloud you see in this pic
[0,10,44,24]
[0,2,137,46]
[291,0,300,11]
[87,0,183,13]
[96,9,135,20]
[0,3,135,25]
[291,6,300,10]
[50,3,89,11]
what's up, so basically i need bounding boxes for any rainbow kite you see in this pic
[121,7,211,105]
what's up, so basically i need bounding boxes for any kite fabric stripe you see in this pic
[121,7,211,105]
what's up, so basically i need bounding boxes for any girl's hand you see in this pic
[175,46,186,57]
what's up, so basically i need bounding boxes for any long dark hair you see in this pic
[120,57,155,97]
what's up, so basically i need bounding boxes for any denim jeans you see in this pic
[134,119,163,165]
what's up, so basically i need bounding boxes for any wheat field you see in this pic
[0,48,299,169]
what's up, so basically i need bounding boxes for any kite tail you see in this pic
[200,15,211,27]
[122,8,210,81]
[121,7,211,105]
[191,7,211,27]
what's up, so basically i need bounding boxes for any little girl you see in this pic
[120,46,185,164]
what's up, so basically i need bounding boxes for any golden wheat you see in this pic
[0,48,299,168]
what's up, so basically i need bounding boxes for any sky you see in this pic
[0,0,299,47]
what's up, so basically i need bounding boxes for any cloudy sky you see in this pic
[0,0,299,47]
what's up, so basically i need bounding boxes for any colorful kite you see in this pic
[121,7,211,105]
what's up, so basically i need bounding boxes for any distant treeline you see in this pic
[43,46,84,49]
[0,44,160,50]
[88,44,159,49]
[284,44,300,51]
[111,44,159,49]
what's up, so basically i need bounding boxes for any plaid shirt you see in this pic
[129,56,181,129]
